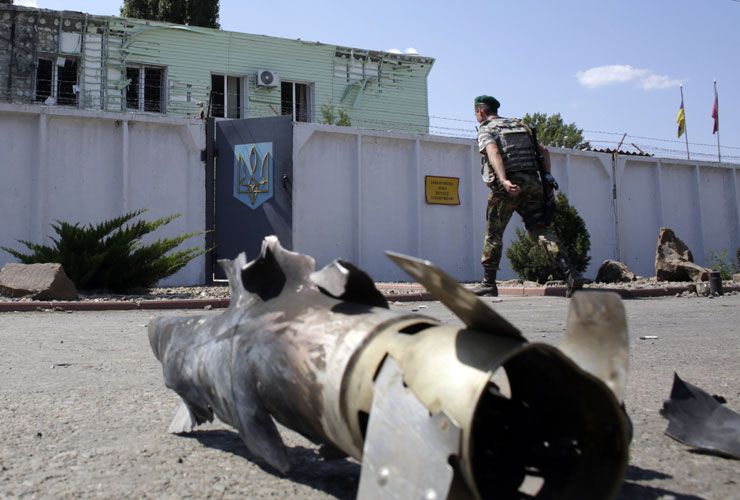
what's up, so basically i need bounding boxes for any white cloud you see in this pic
[575,64,681,90]
[15,0,39,7]
[638,73,682,90]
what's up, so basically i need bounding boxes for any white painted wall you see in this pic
[0,103,206,286]
[2,109,737,286]
[292,123,740,282]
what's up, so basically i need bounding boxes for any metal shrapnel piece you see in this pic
[357,356,462,500]
[559,291,629,403]
[385,251,522,339]
[661,373,740,459]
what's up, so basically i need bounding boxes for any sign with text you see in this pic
[424,176,460,205]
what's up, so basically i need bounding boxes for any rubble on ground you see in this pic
[595,259,636,283]
[0,263,78,300]
[655,227,711,282]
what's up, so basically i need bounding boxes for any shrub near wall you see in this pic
[2,210,205,291]
[506,193,591,283]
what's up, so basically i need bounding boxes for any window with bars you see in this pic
[35,57,79,106]
[125,65,165,113]
[280,81,313,122]
[209,74,246,118]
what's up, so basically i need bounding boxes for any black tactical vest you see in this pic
[488,117,539,174]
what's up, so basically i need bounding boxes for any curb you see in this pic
[1,285,737,312]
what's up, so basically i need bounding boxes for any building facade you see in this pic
[0,5,434,133]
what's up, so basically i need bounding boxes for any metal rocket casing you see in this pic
[149,236,631,500]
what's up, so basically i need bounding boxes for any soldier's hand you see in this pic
[502,179,521,196]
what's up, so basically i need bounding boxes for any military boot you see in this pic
[558,256,584,298]
[470,268,498,297]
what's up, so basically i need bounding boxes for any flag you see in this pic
[677,99,686,138]
[712,89,719,134]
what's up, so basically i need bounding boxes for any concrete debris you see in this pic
[732,273,740,283]
[655,228,711,282]
[595,259,636,283]
[661,373,740,460]
[0,263,78,301]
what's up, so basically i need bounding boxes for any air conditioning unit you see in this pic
[256,70,279,87]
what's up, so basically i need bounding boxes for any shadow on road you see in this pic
[188,429,360,500]
[619,465,705,500]
[183,433,709,500]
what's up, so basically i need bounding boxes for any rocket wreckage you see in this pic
[149,236,631,499]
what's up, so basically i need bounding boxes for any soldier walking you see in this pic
[470,95,583,297]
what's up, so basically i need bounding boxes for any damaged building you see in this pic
[0,4,434,132]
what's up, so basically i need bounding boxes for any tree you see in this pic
[521,112,591,150]
[0,1,14,4]
[157,0,187,25]
[120,0,156,19]
[120,0,219,29]
[188,0,220,29]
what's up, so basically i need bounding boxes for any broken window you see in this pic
[126,67,140,110]
[144,67,163,112]
[35,57,78,106]
[125,65,165,113]
[57,59,78,106]
[209,74,246,118]
[281,81,313,122]
[35,59,53,103]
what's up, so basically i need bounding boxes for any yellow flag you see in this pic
[677,99,686,138]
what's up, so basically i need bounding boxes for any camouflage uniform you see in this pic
[477,117,566,273]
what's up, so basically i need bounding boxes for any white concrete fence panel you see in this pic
[1,108,737,286]
[0,103,206,286]
[293,123,740,282]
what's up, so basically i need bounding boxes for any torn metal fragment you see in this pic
[149,236,632,499]
[660,373,740,459]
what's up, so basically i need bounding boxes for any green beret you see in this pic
[474,95,500,110]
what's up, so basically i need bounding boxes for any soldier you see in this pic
[470,95,583,297]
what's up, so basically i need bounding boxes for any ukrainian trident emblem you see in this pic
[233,143,273,209]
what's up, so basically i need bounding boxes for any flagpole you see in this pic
[714,80,721,163]
[680,85,690,160]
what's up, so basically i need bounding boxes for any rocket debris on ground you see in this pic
[149,236,632,499]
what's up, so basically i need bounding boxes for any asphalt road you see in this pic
[0,294,738,499]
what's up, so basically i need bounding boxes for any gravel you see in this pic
[1,278,737,303]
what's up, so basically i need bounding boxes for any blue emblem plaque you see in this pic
[233,143,273,209]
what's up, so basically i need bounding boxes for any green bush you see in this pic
[506,193,591,283]
[319,104,351,127]
[707,249,740,280]
[1,210,205,291]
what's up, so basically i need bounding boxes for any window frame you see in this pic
[35,56,80,107]
[124,64,167,114]
[281,80,315,123]
[209,74,249,119]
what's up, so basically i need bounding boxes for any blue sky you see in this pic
[23,0,740,161]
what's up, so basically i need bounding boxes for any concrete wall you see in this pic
[3,107,737,287]
[292,123,740,282]
[0,102,205,286]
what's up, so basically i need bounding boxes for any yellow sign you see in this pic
[425,176,460,205]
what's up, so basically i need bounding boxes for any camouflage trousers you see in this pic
[481,171,564,271]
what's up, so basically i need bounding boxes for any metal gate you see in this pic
[205,116,293,281]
